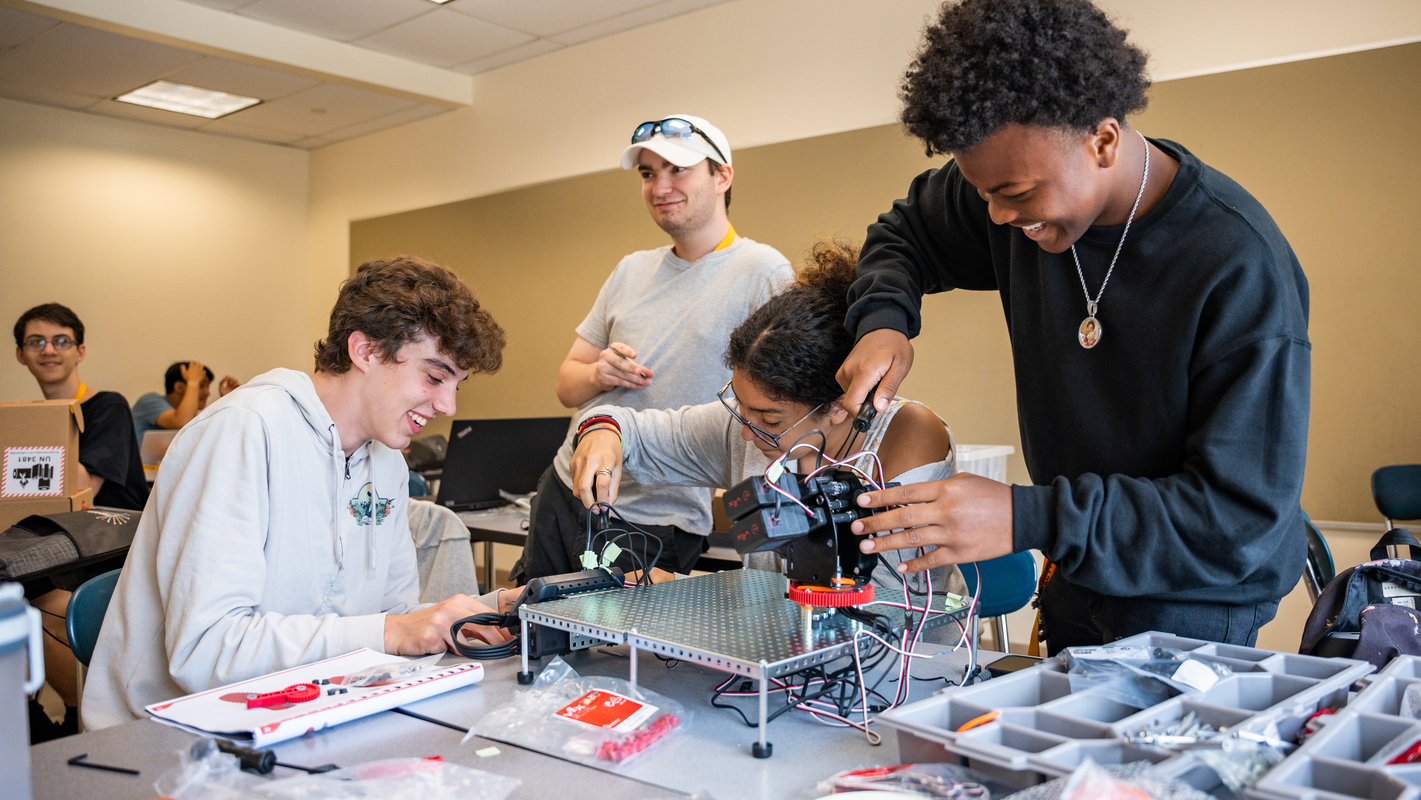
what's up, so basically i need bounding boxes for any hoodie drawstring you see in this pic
[331,425,345,569]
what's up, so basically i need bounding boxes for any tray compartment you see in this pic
[1200,673,1319,711]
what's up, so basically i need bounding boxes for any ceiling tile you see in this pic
[319,103,448,143]
[238,0,434,43]
[224,82,416,136]
[178,0,260,10]
[445,0,664,38]
[89,98,212,128]
[198,118,307,144]
[550,0,730,46]
[0,24,205,97]
[162,56,320,100]
[452,39,564,75]
[0,79,100,111]
[354,9,533,68]
[0,7,60,50]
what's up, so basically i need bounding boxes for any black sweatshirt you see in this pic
[846,139,1309,606]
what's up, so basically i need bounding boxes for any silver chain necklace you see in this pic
[1071,129,1150,349]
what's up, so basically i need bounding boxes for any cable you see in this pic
[448,612,520,660]
[391,706,469,733]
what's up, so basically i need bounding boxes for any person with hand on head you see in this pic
[132,361,243,445]
[13,302,149,740]
[512,115,793,584]
[83,257,515,729]
[838,0,1310,652]
[568,241,968,599]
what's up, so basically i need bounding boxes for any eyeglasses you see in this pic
[716,380,822,449]
[21,336,76,352]
[631,118,729,166]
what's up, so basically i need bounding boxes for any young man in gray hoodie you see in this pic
[83,257,513,729]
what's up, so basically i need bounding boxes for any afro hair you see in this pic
[901,0,1150,156]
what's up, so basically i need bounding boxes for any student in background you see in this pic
[132,360,241,443]
[12,302,149,740]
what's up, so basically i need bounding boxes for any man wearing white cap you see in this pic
[513,115,793,582]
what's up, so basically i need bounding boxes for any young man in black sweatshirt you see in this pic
[839,0,1309,652]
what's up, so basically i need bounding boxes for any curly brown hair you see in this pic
[314,256,505,376]
[724,239,859,407]
[901,0,1150,156]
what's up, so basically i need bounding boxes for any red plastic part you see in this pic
[245,682,321,709]
[787,581,874,607]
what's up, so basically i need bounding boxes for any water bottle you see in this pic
[0,582,43,800]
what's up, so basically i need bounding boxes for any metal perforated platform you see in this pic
[519,569,968,679]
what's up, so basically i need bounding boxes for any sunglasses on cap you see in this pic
[631,118,728,166]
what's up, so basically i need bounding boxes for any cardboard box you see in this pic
[0,399,83,500]
[0,487,94,532]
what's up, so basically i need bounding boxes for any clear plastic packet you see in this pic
[340,653,444,688]
[1193,738,1285,790]
[152,743,519,800]
[1060,759,1155,800]
[258,758,519,800]
[814,763,1003,797]
[1063,645,1233,709]
[153,739,263,800]
[468,656,686,768]
[1402,683,1421,720]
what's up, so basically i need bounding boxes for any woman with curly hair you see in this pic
[840,0,1309,653]
[566,240,967,599]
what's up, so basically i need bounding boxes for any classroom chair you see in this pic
[66,568,121,667]
[1302,513,1335,605]
[1373,466,1421,559]
[962,551,1037,653]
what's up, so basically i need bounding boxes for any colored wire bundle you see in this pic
[584,501,664,586]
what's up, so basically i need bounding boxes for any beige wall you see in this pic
[312,0,1421,362]
[352,43,1421,650]
[0,97,310,405]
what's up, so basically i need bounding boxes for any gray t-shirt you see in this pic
[552,237,793,532]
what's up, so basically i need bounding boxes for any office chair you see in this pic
[1373,465,1421,558]
[1302,513,1335,604]
[66,568,121,668]
[962,551,1037,653]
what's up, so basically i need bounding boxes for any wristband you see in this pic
[575,423,622,448]
[577,415,621,436]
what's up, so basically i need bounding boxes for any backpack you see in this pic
[1300,528,1421,669]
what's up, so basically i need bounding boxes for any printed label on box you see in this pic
[555,690,658,732]
[2,446,65,498]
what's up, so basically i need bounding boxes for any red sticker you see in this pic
[555,690,657,732]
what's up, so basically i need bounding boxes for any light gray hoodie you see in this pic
[83,368,428,728]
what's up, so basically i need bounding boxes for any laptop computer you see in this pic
[436,417,572,511]
[140,429,178,466]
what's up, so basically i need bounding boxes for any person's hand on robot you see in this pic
[594,342,654,392]
[849,473,1016,572]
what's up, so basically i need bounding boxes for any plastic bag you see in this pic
[814,763,1003,797]
[152,741,519,800]
[258,758,519,800]
[469,656,686,768]
[340,653,444,688]
[1063,645,1233,709]
[1402,683,1421,720]
[1060,759,1154,800]
[1193,738,1285,790]
[153,739,263,800]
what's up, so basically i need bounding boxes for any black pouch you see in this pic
[0,507,140,582]
[1300,528,1421,669]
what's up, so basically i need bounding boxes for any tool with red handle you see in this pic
[244,683,320,709]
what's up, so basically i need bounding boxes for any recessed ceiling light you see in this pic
[115,80,260,119]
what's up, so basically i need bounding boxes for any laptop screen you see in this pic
[436,417,571,509]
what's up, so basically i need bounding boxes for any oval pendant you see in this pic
[1078,316,1102,349]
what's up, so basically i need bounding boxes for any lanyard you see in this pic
[75,381,88,402]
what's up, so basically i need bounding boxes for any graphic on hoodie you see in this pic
[348,482,393,526]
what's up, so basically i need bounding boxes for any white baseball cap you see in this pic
[620,114,732,170]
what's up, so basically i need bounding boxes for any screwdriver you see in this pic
[211,739,339,775]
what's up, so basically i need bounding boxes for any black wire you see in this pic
[834,425,863,461]
[786,428,829,470]
[449,612,520,659]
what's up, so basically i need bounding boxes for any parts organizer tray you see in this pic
[875,632,1372,792]
[1249,655,1421,800]
[516,569,970,757]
